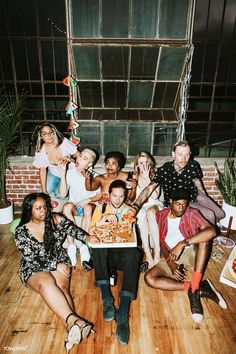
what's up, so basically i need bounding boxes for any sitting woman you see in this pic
[133,151,164,269]
[32,122,78,198]
[15,192,96,352]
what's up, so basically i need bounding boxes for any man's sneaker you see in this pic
[116,312,130,345]
[188,287,203,323]
[199,279,227,309]
[67,244,77,266]
[103,299,116,321]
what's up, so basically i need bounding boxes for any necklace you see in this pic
[110,204,124,222]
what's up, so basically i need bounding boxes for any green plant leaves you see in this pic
[0,89,25,208]
[215,159,236,207]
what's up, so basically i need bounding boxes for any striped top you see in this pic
[156,207,208,250]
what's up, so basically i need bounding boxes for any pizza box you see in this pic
[88,222,137,248]
[220,245,236,288]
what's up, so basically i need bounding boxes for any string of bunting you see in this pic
[177,44,194,142]
[62,75,81,146]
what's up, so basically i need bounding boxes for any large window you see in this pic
[0,0,235,157]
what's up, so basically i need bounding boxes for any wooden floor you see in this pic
[0,224,236,354]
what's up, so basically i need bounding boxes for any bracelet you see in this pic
[184,238,190,247]
[131,202,139,211]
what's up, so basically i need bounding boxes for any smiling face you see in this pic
[109,187,126,209]
[75,150,94,171]
[40,125,55,144]
[172,145,191,170]
[31,197,47,222]
[105,157,120,174]
[170,199,189,217]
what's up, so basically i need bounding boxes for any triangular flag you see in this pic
[72,120,79,129]
[70,134,81,145]
[62,75,78,87]
[66,101,78,112]
[63,75,70,86]
[70,76,78,87]
[66,105,73,116]
[71,101,78,111]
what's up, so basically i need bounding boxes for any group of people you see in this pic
[14,122,227,352]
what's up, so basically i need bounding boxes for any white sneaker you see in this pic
[67,244,77,266]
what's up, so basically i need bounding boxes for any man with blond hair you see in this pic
[59,148,101,269]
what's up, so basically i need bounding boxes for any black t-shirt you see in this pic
[153,160,203,206]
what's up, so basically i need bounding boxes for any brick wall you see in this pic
[6,156,226,212]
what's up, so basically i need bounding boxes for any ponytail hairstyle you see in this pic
[31,122,64,152]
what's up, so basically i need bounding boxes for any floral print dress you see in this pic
[15,218,87,285]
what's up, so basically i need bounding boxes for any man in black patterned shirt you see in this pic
[132,140,225,225]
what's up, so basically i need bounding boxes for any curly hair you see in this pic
[18,192,56,252]
[133,151,156,180]
[104,151,126,169]
[31,122,64,152]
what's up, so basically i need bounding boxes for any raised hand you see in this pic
[140,162,151,181]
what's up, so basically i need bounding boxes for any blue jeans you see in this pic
[46,170,61,198]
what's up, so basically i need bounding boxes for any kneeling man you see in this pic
[145,189,227,323]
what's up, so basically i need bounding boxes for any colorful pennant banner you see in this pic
[63,75,78,87]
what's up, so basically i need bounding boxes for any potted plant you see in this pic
[214,159,236,230]
[0,89,25,224]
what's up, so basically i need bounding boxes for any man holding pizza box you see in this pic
[88,179,140,345]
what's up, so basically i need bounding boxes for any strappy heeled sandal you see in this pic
[65,313,82,353]
[64,313,95,353]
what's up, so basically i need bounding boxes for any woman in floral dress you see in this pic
[15,192,96,352]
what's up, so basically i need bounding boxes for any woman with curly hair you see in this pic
[32,122,78,198]
[15,193,96,352]
[134,152,163,269]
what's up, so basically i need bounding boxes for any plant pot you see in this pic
[0,201,14,224]
[220,201,236,231]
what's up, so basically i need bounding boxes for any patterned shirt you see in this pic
[156,207,208,250]
[153,160,203,206]
[15,217,87,285]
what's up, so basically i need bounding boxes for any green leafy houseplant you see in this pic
[0,89,25,209]
[214,159,236,207]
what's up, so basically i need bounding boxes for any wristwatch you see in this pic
[184,238,190,247]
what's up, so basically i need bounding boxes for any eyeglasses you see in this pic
[41,131,54,137]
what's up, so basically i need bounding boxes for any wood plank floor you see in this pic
[0,224,236,354]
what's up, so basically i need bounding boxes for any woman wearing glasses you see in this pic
[32,122,78,198]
